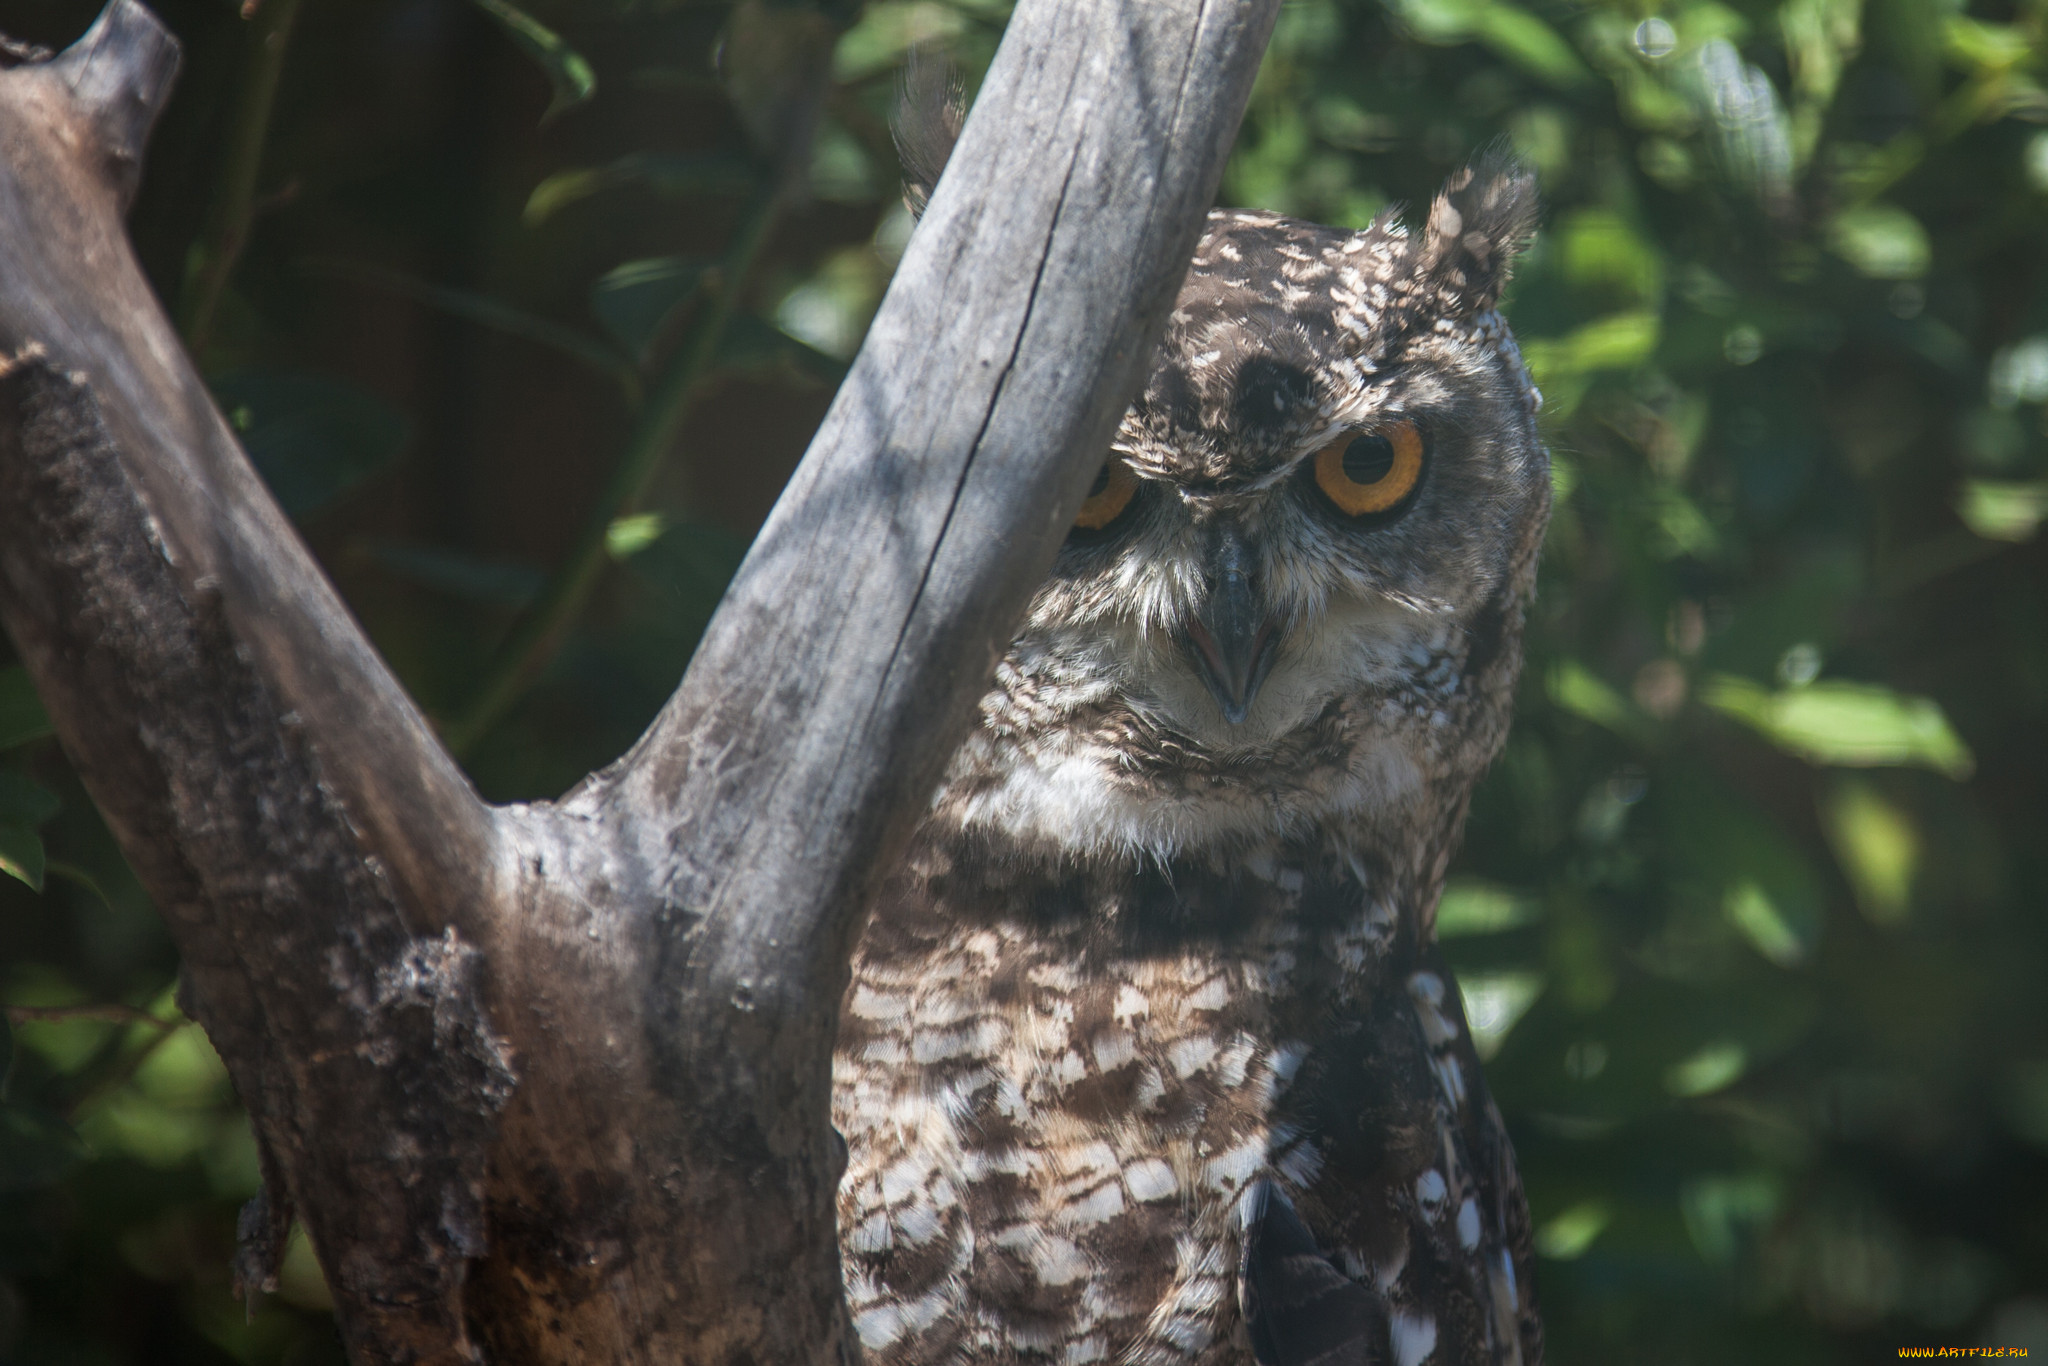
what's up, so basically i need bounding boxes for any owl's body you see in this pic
[836,168,1549,1366]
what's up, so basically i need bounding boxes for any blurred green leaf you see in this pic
[1473,4,1598,90]
[1702,675,1975,777]
[212,370,408,520]
[1547,659,1657,746]
[1680,1173,1781,1264]
[605,512,668,560]
[1546,898,1617,1012]
[1391,0,1483,43]
[591,257,710,357]
[2028,129,2048,191]
[774,245,887,360]
[277,1223,335,1312]
[809,120,879,203]
[525,153,760,224]
[1945,16,2033,72]
[1438,878,1543,936]
[1820,779,1919,926]
[1724,879,1809,966]
[832,0,970,83]
[132,1025,230,1106]
[1547,451,1577,504]
[1989,335,2048,406]
[1827,204,1930,279]
[1701,554,1861,680]
[0,772,58,829]
[0,824,45,893]
[1520,311,1662,398]
[1645,486,1719,559]
[0,665,53,750]
[1954,479,2047,542]
[471,0,596,123]
[83,1091,219,1170]
[1536,1200,1611,1258]
[1557,210,1664,307]
[1660,771,1826,965]
[1666,1040,1748,1096]
[7,986,119,1074]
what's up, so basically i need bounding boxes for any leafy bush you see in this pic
[1,0,2043,1359]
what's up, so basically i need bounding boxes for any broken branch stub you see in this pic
[0,0,1281,1362]
[46,0,179,208]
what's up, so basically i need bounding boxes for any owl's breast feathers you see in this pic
[834,840,1541,1366]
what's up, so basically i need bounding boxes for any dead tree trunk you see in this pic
[0,1,1280,1362]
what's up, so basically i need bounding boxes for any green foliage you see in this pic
[0,667,53,752]
[470,0,598,123]
[213,370,410,520]
[1,0,2045,1358]
[591,256,712,357]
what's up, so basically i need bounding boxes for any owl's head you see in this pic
[941,162,1551,862]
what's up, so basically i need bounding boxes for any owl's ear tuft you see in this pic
[1410,153,1540,316]
[895,52,966,219]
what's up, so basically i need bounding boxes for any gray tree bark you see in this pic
[0,0,1280,1362]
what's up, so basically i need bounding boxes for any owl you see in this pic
[833,146,1550,1366]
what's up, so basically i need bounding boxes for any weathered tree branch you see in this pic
[0,0,1280,1361]
[1,9,506,1360]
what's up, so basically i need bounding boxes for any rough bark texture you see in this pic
[0,1,1281,1362]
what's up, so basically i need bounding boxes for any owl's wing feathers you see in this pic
[894,51,964,218]
[1241,1181,1388,1366]
[1407,942,1542,1366]
[1255,938,1539,1366]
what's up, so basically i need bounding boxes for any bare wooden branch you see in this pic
[0,355,512,1365]
[0,7,507,1360]
[538,1,1285,1355]
[0,0,1281,1361]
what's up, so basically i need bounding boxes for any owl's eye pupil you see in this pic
[1342,436,1396,486]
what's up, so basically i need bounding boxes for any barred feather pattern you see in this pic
[836,833,1541,1366]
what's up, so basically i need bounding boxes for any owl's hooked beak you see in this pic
[1184,522,1279,725]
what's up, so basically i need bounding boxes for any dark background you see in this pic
[1,0,2044,1360]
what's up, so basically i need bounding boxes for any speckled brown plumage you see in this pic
[836,158,1550,1366]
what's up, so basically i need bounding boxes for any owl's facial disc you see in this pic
[1182,520,1279,724]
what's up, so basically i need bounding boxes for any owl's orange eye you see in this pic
[1313,421,1425,517]
[1075,458,1139,530]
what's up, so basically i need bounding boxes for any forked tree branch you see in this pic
[0,0,1281,1361]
